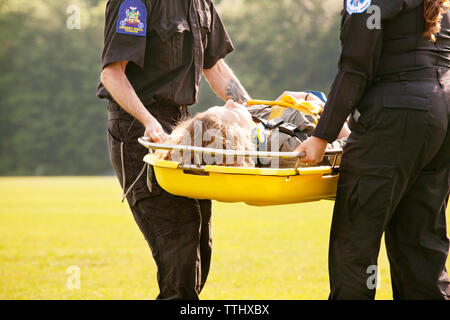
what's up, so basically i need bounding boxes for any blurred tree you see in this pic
[0,0,341,175]
[194,0,341,112]
[0,0,107,175]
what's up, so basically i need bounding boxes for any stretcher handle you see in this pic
[138,137,342,159]
[139,137,305,159]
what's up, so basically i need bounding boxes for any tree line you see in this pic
[0,0,341,175]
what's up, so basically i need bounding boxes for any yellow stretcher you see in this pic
[138,138,342,206]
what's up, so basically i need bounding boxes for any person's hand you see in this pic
[295,136,328,164]
[144,117,168,143]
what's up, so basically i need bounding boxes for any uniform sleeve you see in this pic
[101,0,150,70]
[313,0,404,143]
[203,1,235,69]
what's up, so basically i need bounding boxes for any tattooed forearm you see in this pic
[203,59,251,103]
[225,80,251,104]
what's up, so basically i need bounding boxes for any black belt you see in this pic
[108,110,122,121]
[107,100,188,121]
[373,66,450,84]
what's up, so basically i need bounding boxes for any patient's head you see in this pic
[203,100,253,130]
[156,100,255,166]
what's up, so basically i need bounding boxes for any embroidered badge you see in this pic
[346,0,372,15]
[116,0,147,37]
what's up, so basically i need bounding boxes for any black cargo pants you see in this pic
[107,101,212,300]
[329,67,450,299]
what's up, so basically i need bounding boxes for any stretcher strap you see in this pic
[246,96,322,125]
[246,98,322,115]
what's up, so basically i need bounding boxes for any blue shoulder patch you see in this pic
[346,0,372,15]
[116,0,147,37]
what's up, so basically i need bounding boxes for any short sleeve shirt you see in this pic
[96,0,234,107]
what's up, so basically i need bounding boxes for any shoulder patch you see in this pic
[346,0,372,15]
[116,0,147,37]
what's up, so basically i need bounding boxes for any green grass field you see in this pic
[0,177,448,300]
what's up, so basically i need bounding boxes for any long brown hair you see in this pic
[424,0,450,41]
[156,111,255,167]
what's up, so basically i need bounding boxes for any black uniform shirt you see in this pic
[96,0,234,107]
[314,0,450,142]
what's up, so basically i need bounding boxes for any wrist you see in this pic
[142,112,157,128]
[312,130,334,144]
[311,136,328,147]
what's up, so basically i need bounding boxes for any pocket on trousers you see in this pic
[348,114,369,135]
[144,164,162,199]
[339,160,396,224]
[349,86,383,134]
[383,94,430,111]
[382,90,431,143]
[107,127,125,188]
[109,120,162,204]
[350,86,431,144]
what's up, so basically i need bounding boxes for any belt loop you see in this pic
[437,68,444,89]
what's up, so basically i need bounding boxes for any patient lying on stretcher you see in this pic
[156,92,350,168]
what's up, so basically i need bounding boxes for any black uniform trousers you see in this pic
[329,67,450,299]
[107,101,212,300]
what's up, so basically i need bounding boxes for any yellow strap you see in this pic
[247,97,322,115]
[267,105,286,120]
[247,95,322,125]
[280,94,323,114]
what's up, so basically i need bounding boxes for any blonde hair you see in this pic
[156,111,256,167]
[424,0,450,42]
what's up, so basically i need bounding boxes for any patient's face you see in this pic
[206,100,253,129]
